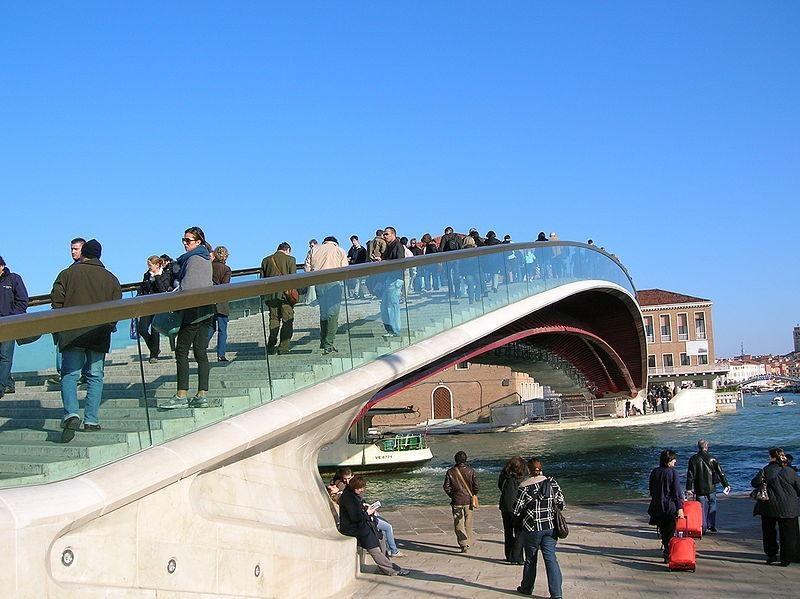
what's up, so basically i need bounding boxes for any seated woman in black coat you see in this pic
[648,449,685,562]
[752,447,800,566]
[338,476,409,576]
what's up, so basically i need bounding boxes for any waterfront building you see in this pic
[371,363,542,427]
[637,288,728,388]
[717,360,767,385]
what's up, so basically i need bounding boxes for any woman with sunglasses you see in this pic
[160,226,214,410]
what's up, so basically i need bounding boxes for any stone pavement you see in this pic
[344,496,800,598]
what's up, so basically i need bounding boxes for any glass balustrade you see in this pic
[0,244,635,488]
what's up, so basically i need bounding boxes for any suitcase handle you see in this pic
[675,515,689,535]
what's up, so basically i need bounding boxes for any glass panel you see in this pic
[450,255,484,325]
[0,317,151,489]
[479,251,510,312]
[405,264,453,345]
[504,249,528,302]
[336,265,408,370]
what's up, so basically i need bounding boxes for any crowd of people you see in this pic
[649,440,800,568]
[0,226,607,447]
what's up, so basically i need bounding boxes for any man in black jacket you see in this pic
[0,256,29,398]
[338,477,409,576]
[686,439,730,533]
[51,239,122,442]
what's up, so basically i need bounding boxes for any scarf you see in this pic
[175,245,210,282]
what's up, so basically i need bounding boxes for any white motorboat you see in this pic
[318,407,433,474]
[771,396,796,407]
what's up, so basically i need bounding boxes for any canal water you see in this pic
[365,392,800,507]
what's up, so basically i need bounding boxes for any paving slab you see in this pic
[344,496,800,598]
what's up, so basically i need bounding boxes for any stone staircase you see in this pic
[0,287,513,488]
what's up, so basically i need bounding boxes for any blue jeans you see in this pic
[0,340,15,390]
[60,348,106,425]
[208,314,229,357]
[376,517,398,555]
[519,528,562,598]
[697,491,718,531]
[380,278,404,335]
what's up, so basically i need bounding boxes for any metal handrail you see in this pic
[0,241,634,343]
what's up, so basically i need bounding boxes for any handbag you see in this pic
[749,469,769,502]
[152,311,182,336]
[544,478,569,539]
[452,466,479,509]
[270,257,299,306]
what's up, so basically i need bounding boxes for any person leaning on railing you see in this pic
[50,239,122,443]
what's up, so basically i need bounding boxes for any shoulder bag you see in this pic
[453,466,479,509]
[270,257,299,306]
[545,478,569,539]
[750,469,769,502]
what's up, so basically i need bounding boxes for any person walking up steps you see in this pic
[260,242,297,355]
[443,450,479,553]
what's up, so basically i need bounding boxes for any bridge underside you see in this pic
[365,289,645,414]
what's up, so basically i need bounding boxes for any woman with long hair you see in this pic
[160,226,214,410]
[498,456,527,564]
[648,449,685,562]
[513,458,565,598]
[752,447,800,566]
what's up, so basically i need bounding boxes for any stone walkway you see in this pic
[344,496,800,598]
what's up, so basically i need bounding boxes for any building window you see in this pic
[662,354,674,368]
[698,354,708,365]
[648,355,656,368]
[660,315,672,342]
[455,362,470,370]
[695,312,706,340]
[243,308,251,317]
[644,316,654,342]
[677,313,689,341]
[680,353,690,366]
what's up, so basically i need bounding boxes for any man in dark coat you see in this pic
[338,476,408,576]
[443,450,480,552]
[752,448,800,565]
[686,439,730,533]
[50,239,122,442]
[260,242,296,354]
[0,256,29,398]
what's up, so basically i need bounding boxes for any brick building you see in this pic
[637,288,728,387]
[371,363,540,428]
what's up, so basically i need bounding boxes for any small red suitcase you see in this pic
[683,500,703,539]
[668,535,696,571]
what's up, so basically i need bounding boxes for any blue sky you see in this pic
[2,2,797,357]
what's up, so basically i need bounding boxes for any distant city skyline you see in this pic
[2,3,797,357]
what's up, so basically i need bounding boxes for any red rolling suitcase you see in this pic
[683,500,703,539]
[668,518,697,572]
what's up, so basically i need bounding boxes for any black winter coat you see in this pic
[752,462,800,518]
[498,470,522,513]
[338,486,379,550]
[686,451,729,495]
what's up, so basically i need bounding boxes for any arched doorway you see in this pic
[431,386,453,419]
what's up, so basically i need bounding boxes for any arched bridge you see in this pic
[737,374,800,387]
[0,241,645,597]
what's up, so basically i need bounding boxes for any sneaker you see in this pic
[83,423,101,432]
[149,356,159,364]
[396,569,411,576]
[46,376,62,387]
[460,546,469,554]
[516,587,532,596]
[61,416,81,443]
[160,395,189,410]
[217,356,228,362]
[390,551,404,558]
[189,395,209,409]
[4,386,15,394]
